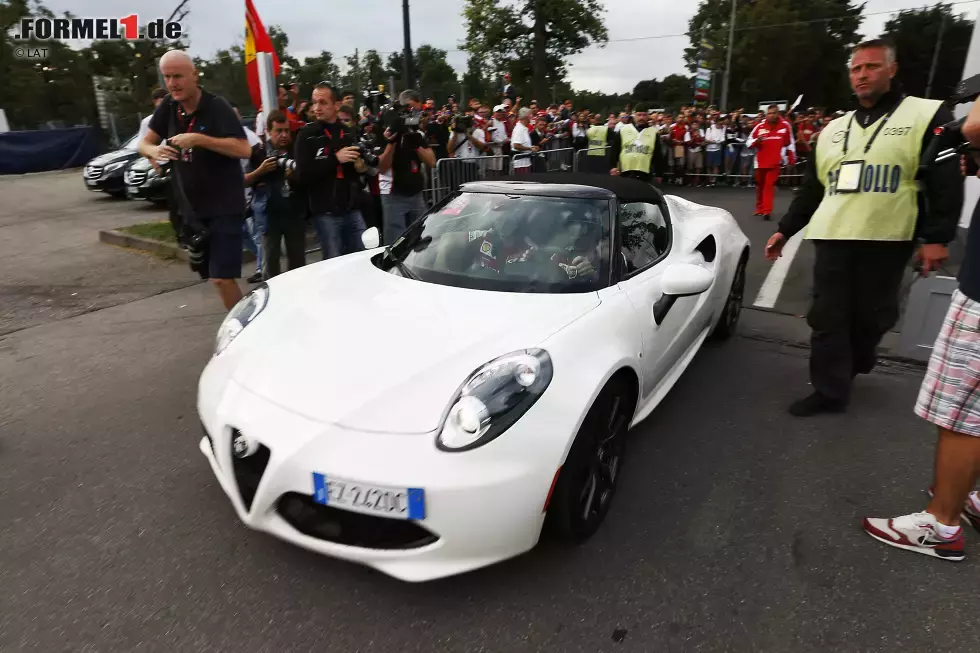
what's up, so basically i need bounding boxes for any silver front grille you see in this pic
[125,169,147,186]
[84,165,103,179]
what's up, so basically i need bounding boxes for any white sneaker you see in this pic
[863,511,965,561]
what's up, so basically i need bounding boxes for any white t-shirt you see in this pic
[254,111,266,140]
[378,170,393,195]
[138,114,153,142]
[451,128,486,160]
[511,122,532,169]
[242,126,262,203]
[705,125,726,151]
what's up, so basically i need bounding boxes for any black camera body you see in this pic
[381,102,422,135]
[453,114,473,133]
[356,133,382,168]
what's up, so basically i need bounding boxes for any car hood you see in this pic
[230,253,600,434]
[87,149,138,167]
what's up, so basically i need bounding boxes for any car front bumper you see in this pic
[83,172,125,193]
[126,178,169,202]
[197,369,559,582]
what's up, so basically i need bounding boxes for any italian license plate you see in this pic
[312,472,425,520]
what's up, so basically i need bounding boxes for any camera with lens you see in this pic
[275,156,296,172]
[355,135,382,168]
[452,114,473,133]
[381,102,422,135]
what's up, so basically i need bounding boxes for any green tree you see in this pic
[461,0,608,102]
[292,51,342,102]
[882,4,973,100]
[685,0,863,111]
[416,45,459,104]
[362,49,386,92]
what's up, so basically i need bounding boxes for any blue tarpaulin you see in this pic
[0,127,102,174]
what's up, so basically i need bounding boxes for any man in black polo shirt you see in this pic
[377,89,436,245]
[139,50,251,310]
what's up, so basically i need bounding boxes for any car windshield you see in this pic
[389,191,612,293]
[121,133,140,150]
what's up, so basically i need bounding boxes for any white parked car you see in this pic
[198,173,750,582]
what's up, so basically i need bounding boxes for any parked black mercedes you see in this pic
[82,133,141,198]
[123,157,170,205]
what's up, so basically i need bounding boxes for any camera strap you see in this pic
[322,125,347,179]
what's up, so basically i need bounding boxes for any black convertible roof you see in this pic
[459,173,664,204]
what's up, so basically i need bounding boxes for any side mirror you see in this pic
[654,263,713,325]
[361,226,380,250]
[661,263,713,297]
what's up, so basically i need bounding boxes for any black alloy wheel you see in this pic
[548,380,631,543]
[712,257,746,340]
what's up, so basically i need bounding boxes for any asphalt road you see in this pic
[2,172,979,652]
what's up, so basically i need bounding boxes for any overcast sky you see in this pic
[44,0,980,94]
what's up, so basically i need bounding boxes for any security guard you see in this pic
[608,105,666,183]
[765,39,963,417]
[584,114,609,173]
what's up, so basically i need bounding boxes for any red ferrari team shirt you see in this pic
[749,119,792,169]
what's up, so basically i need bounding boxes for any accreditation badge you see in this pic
[836,160,865,193]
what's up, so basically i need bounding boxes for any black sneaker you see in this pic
[763,214,772,221]
[246,272,263,284]
[788,392,846,417]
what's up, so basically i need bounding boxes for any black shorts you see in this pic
[199,214,244,280]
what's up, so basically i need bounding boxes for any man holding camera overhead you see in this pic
[291,81,368,259]
[377,90,436,246]
[765,39,963,418]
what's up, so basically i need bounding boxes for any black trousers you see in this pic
[262,218,306,279]
[808,240,914,401]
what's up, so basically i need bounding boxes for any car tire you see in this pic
[711,255,747,341]
[547,379,631,544]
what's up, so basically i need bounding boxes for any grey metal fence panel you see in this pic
[429,155,512,206]
[511,147,576,174]
[574,147,610,174]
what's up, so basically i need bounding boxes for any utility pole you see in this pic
[402,0,414,91]
[720,0,736,112]
[353,48,361,113]
[926,13,947,98]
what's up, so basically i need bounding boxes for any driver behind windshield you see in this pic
[461,203,600,280]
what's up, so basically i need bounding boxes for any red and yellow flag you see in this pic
[244,0,280,110]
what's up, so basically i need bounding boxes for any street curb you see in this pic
[98,228,256,263]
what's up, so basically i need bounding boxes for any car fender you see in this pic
[536,288,642,465]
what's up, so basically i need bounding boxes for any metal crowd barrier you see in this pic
[427,154,512,206]
[511,147,575,174]
[573,147,610,174]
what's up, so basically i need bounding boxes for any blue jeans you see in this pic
[244,190,268,272]
[313,210,366,259]
[381,193,427,245]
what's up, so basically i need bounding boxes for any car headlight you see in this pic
[103,161,126,174]
[437,349,553,452]
[214,283,269,355]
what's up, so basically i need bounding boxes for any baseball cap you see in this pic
[493,104,506,112]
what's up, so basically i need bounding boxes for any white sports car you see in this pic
[198,173,749,582]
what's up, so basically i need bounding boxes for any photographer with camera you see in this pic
[139,50,252,311]
[375,90,436,245]
[291,81,368,259]
[447,107,486,184]
[244,110,305,279]
[765,39,963,420]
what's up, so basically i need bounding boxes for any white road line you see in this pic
[753,231,804,309]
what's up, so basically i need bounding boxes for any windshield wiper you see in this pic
[384,247,419,280]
